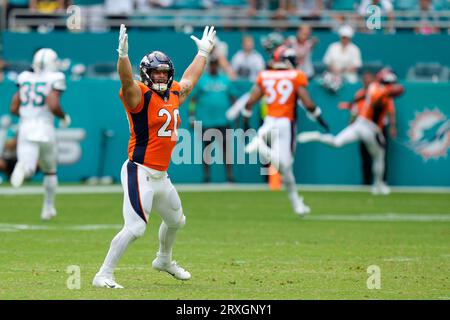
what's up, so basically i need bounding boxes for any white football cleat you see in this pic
[10,163,26,188]
[297,131,322,144]
[294,202,311,217]
[41,206,57,221]
[371,182,391,196]
[244,136,262,154]
[152,258,191,281]
[92,273,124,289]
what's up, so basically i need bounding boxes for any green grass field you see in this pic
[0,189,449,299]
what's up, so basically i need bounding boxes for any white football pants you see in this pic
[256,116,296,173]
[120,160,186,238]
[315,117,386,185]
[255,116,304,208]
[16,137,58,176]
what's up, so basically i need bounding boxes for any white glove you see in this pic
[117,24,128,58]
[60,114,71,128]
[190,26,216,58]
[306,106,322,122]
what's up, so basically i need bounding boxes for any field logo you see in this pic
[408,108,450,161]
[66,265,81,290]
[367,265,381,290]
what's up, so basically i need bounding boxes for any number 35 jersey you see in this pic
[120,81,181,172]
[256,69,308,121]
[17,70,67,124]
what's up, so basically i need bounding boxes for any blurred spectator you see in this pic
[395,0,417,10]
[287,0,324,21]
[71,0,107,32]
[323,25,362,87]
[5,0,29,20]
[260,31,285,56]
[30,0,66,13]
[415,0,441,34]
[210,36,237,80]
[104,0,133,29]
[286,24,318,79]
[29,0,67,32]
[104,0,134,15]
[149,0,175,8]
[357,0,395,33]
[136,0,175,10]
[189,57,238,183]
[231,35,265,81]
[248,0,288,19]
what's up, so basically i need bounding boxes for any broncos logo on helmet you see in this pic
[269,45,297,70]
[140,51,175,93]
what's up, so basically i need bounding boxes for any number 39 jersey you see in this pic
[120,81,181,172]
[256,69,308,121]
[17,70,67,124]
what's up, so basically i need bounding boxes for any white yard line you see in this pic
[0,213,449,233]
[1,184,450,195]
[305,213,450,222]
[0,223,122,232]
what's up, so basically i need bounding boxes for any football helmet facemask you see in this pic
[140,51,175,92]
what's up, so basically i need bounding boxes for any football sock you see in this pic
[372,153,385,186]
[43,174,57,208]
[282,168,301,207]
[157,221,178,263]
[98,227,137,276]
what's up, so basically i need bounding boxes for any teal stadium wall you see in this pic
[1,31,450,186]
[3,31,450,78]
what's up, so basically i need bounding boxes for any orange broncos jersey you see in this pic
[256,69,308,121]
[360,82,395,129]
[120,81,181,171]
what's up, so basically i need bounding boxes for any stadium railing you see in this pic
[5,8,450,31]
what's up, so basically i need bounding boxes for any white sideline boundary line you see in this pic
[1,184,450,195]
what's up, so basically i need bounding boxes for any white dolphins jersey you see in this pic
[16,70,66,142]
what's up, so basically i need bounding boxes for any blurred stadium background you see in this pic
[0,1,449,301]
[0,0,449,187]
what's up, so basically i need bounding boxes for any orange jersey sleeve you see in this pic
[119,81,149,114]
[294,70,308,88]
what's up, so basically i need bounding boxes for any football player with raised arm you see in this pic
[93,25,216,289]
[297,68,404,195]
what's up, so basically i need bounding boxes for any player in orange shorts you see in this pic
[93,24,216,288]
